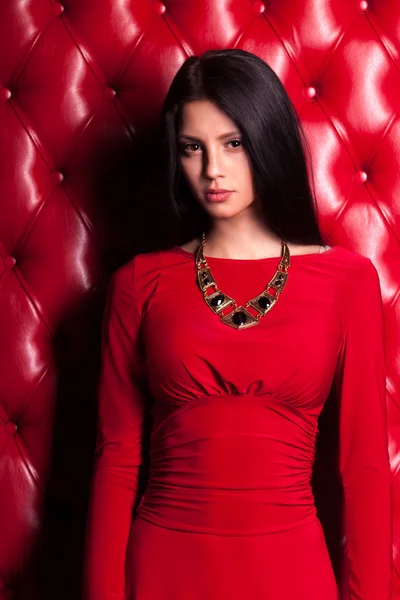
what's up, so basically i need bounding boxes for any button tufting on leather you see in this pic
[154,2,166,15]
[52,171,64,184]
[3,256,16,269]
[303,86,317,100]
[51,2,64,16]
[0,88,11,101]
[5,422,18,436]
[103,87,117,100]
[253,1,266,14]
[354,170,368,183]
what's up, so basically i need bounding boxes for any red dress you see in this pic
[84,244,392,600]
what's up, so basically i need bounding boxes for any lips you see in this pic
[205,189,233,202]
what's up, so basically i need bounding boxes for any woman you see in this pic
[83,49,392,599]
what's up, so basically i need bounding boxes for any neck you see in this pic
[202,220,283,260]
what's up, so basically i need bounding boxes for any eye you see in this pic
[180,142,201,154]
[226,139,242,148]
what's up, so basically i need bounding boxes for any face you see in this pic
[177,100,258,220]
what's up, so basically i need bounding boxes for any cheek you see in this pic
[180,159,200,188]
[235,156,254,188]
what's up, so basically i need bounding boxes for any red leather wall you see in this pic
[0,1,399,598]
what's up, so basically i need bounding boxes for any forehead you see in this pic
[179,100,238,136]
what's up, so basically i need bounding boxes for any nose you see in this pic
[203,145,225,180]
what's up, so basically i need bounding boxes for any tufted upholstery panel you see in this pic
[0,1,399,598]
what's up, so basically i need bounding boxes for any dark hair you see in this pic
[160,48,325,246]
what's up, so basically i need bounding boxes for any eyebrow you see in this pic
[178,130,241,142]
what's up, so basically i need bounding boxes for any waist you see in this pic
[137,482,317,535]
[137,393,318,535]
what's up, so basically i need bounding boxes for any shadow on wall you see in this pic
[95,124,180,266]
[15,128,167,600]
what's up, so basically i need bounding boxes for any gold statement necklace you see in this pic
[195,232,291,330]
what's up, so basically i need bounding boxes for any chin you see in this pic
[203,203,254,219]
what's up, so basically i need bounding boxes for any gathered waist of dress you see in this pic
[136,393,319,535]
[136,483,317,535]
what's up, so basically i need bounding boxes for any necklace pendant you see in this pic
[247,292,277,315]
[197,266,216,290]
[270,270,288,291]
[205,291,235,314]
[220,306,258,330]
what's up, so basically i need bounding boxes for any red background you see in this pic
[0,1,399,598]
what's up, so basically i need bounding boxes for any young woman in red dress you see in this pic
[83,49,392,599]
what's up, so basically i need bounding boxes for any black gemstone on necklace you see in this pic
[202,276,210,285]
[233,311,247,326]
[211,294,225,307]
[258,296,271,309]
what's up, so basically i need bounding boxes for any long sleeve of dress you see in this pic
[83,259,147,600]
[335,259,392,599]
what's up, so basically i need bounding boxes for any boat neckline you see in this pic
[170,244,339,263]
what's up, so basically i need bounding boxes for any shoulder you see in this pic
[118,247,185,280]
[110,247,182,311]
[331,245,380,285]
[332,247,383,325]
[318,245,382,314]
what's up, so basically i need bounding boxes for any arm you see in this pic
[83,259,147,600]
[335,259,392,599]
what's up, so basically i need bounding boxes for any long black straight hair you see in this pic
[159,48,325,247]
